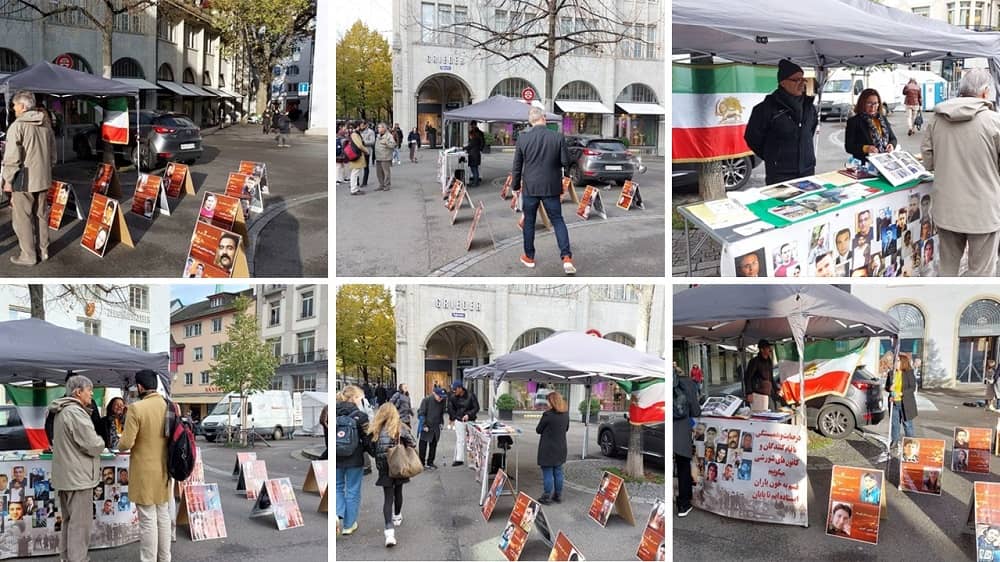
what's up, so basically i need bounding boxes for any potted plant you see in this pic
[578,397,601,421]
[496,393,517,420]
[482,131,495,154]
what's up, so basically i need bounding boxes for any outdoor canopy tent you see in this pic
[442,95,560,124]
[0,318,170,390]
[673,285,899,423]
[299,391,329,435]
[464,330,665,459]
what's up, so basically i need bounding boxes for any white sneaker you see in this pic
[392,514,403,526]
[384,528,396,547]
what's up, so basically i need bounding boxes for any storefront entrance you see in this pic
[416,74,472,148]
[957,299,1000,383]
[424,322,491,403]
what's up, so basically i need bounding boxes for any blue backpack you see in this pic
[336,413,359,456]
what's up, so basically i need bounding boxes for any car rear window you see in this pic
[587,140,626,152]
[155,115,197,128]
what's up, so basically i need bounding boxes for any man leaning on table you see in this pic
[49,375,106,562]
[744,59,819,185]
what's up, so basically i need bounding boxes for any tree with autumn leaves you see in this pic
[336,20,393,123]
[336,285,394,387]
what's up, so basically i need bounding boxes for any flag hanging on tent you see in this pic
[672,63,774,162]
[774,338,868,405]
[6,384,105,450]
[617,380,665,424]
[101,97,129,145]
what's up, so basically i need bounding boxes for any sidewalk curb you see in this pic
[246,192,329,275]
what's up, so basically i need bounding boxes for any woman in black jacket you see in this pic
[845,88,897,164]
[536,391,570,504]
[335,385,369,537]
[465,121,485,186]
[365,403,417,547]
[102,397,126,449]
[407,127,420,163]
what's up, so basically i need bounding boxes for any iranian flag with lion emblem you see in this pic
[672,63,775,162]
[773,338,868,405]
[616,380,665,424]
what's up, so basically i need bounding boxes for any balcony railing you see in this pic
[280,349,327,365]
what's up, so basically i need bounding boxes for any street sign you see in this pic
[298,82,309,97]
[55,54,73,68]
[521,87,535,102]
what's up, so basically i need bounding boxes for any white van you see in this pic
[201,390,296,442]
[819,67,903,121]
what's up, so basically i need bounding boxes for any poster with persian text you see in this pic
[690,417,808,526]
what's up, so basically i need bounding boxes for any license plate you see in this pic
[180,143,195,150]
[606,165,622,171]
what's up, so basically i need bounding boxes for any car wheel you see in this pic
[721,156,752,191]
[272,427,283,440]
[570,164,584,187]
[141,142,158,171]
[599,429,617,457]
[817,404,856,439]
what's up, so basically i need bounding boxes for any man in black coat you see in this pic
[465,121,485,186]
[417,388,447,469]
[744,340,776,410]
[447,381,479,466]
[511,107,575,274]
[674,372,701,517]
[744,59,819,185]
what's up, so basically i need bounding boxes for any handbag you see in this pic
[387,438,423,479]
[914,113,924,128]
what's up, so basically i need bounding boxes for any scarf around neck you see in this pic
[861,112,891,153]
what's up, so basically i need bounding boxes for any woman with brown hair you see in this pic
[536,390,570,505]
[335,385,369,537]
[886,354,918,455]
[366,403,416,547]
[845,88,897,164]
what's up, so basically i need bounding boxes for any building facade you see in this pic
[256,284,329,394]
[395,285,665,420]
[170,289,255,419]
[391,0,665,155]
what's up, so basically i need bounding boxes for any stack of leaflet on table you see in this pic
[765,179,883,223]
[683,198,758,229]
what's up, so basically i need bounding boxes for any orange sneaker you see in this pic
[520,255,535,268]
[562,257,576,275]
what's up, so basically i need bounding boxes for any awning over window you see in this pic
[615,102,665,115]
[204,86,234,98]
[554,100,613,114]
[183,84,217,97]
[157,81,199,97]
[113,78,160,91]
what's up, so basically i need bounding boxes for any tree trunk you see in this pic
[625,420,643,478]
[544,1,557,113]
[29,285,44,320]
[240,389,248,447]
[698,161,727,202]
[101,28,114,165]
[256,81,269,117]
[625,285,654,479]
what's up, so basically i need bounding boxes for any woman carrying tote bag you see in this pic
[366,403,418,548]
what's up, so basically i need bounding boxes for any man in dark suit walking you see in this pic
[511,107,576,274]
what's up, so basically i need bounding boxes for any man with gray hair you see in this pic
[374,122,396,191]
[921,67,1000,276]
[511,106,576,274]
[48,375,106,562]
[2,89,55,266]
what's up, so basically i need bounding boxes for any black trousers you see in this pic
[675,454,693,510]
[363,148,372,185]
[382,484,403,529]
[418,432,439,465]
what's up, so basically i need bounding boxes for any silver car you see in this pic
[565,136,646,186]
[73,110,204,170]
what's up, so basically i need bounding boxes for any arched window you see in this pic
[490,78,536,99]
[218,73,225,88]
[958,299,1000,383]
[960,300,1000,337]
[604,332,636,347]
[0,49,26,73]
[555,81,601,101]
[616,83,658,104]
[888,303,925,340]
[157,63,174,82]
[511,328,554,352]
[202,71,212,86]
[182,68,195,84]
[54,53,92,74]
[112,58,145,79]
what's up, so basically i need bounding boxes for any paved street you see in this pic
[0,124,327,277]
[675,385,1000,561]
[335,416,665,561]
[336,149,665,277]
[30,436,328,562]
[673,110,931,276]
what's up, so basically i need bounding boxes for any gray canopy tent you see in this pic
[442,95,560,147]
[673,0,1000,101]
[673,285,898,424]
[0,61,141,166]
[464,330,665,459]
[0,318,170,391]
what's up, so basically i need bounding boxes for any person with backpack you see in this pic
[118,370,171,561]
[336,126,350,184]
[364,403,417,547]
[336,385,369,536]
[389,383,413,426]
[347,122,370,195]
[673,368,701,517]
[48,375,106,562]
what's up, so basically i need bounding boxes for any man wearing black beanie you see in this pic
[745,59,819,185]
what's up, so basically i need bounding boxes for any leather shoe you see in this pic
[10,255,35,266]
[39,250,49,262]
[451,461,464,467]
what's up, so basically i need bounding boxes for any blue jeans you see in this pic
[336,466,364,528]
[470,165,480,183]
[521,194,572,259]
[890,401,914,444]
[541,465,564,496]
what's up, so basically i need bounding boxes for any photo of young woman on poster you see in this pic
[827,503,853,536]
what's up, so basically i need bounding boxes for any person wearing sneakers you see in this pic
[416,387,447,469]
[674,368,701,517]
[335,385,369,537]
[364,403,416,547]
[511,106,576,274]
[535,391,569,505]
[447,380,479,467]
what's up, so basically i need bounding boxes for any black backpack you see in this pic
[673,378,690,420]
[165,399,197,481]
[336,413,360,456]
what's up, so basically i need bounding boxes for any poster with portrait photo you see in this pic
[975,482,1000,562]
[184,222,243,278]
[734,247,767,277]
[808,222,832,262]
[771,241,801,277]
[500,492,542,561]
[46,181,79,230]
[855,208,876,243]
[197,191,245,236]
[635,499,665,561]
[548,530,586,561]
[899,437,945,495]
[163,162,194,198]
[80,193,118,258]
[183,483,227,541]
[953,427,992,474]
[239,160,269,194]
[225,172,263,215]
[826,465,884,545]
[918,237,939,277]
[588,472,625,527]
[131,174,165,220]
[483,469,513,522]
[91,163,115,195]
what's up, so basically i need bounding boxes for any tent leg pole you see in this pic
[583,384,591,460]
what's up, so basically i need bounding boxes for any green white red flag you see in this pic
[101,97,129,145]
[672,63,774,162]
[6,384,105,450]
[774,338,868,405]
[617,380,665,424]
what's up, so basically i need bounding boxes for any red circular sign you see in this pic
[55,54,73,68]
[521,87,536,102]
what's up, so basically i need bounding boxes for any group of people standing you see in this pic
[336,122,408,195]
[335,380,570,547]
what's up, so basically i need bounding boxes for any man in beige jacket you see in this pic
[921,68,1000,276]
[49,375,106,562]
[119,370,171,562]
[2,90,55,266]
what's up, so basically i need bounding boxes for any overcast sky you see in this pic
[337,1,393,40]
[170,284,251,306]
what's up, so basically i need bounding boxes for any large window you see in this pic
[129,286,148,310]
[184,373,193,385]
[211,344,221,360]
[130,327,149,351]
[201,371,210,385]
[158,18,175,42]
[79,318,100,337]
[194,347,203,361]
[270,377,284,391]
[267,337,282,358]
[113,7,146,34]
[293,374,317,392]
[421,3,436,42]
[297,331,316,362]
[157,64,174,82]
[300,290,314,319]
[113,58,145,79]
[0,49,26,73]
[269,301,281,327]
[185,26,199,50]
[490,78,535,99]
[212,318,223,333]
[184,322,201,337]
